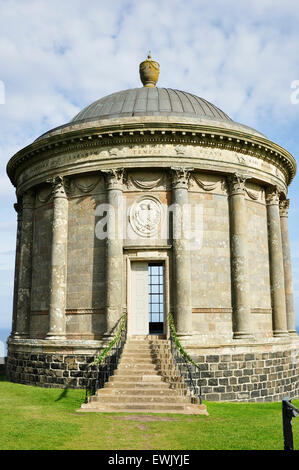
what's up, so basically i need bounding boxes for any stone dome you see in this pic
[35,53,265,141]
[71,87,233,123]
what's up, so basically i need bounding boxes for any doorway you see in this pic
[130,261,165,335]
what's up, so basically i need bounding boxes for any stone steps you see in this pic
[78,402,208,414]
[113,369,160,376]
[89,394,189,404]
[100,387,180,396]
[77,336,208,415]
[105,380,170,388]
[109,374,163,382]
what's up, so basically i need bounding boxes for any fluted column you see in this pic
[171,167,193,337]
[227,173,253,340]
[46,176,68,339]
[14,190,35,338]
[279,199,296,335]
[266,186,288,337]
[11,202,22,336]
[103,168,124,335]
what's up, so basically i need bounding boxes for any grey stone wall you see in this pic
[6,346,298,402]
[6,351,97,388]
[190,190,232,341]
[30,201,52,338]
[66,184,106,339]
[187,347,299,402]
[246,197,273,338]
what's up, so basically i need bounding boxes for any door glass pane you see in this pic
[148,263,164,324]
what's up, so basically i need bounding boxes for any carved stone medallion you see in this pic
[129,196,162,238]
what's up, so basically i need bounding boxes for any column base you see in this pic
[288,330,298,337]
[273,330,289,338]
[233,332,255,341]
[176,333,193,344]
[12,333,29,340]
[45,333,66,340]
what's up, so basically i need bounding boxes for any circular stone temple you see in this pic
[6,55,299,401]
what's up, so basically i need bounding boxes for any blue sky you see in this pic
[0,0,298,329]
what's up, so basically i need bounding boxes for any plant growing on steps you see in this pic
[168,313,199,369]
[88,314,127,368]
[84,314,127,402]
[168,313,202,403]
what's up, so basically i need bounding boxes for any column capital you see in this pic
[47,175,69,199]
[13,202,22,218]
[14,202,20,212]
[102,168,125,190]
[171,167,194,190]
[21,189,35,208]
[265,185,280,206]
[279,198,290,217]
[227,173,249,196]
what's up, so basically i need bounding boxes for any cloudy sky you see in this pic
[0,0,299,330]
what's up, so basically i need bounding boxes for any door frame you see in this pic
[126,251,170,338]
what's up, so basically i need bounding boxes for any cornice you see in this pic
[6,121,296,187]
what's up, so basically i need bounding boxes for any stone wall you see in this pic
[7,351,97,388]
[30,200,52,338]
[188,346,299,402]
[26,170,288,344]
[246,195,272,338]
[6,344,299,402]
[190,189,232,341]
[66,189,106,339]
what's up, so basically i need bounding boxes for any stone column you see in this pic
[10,202,22,336]
[227,173,253,340]
[266,186,288,337]
[103,168,124,335]
[46,176,68,339]
[279,199,296,335]
[14,190,35,338]
[171,167,193,337]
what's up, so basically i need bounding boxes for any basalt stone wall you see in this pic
[6,351,99,388]
[187,347,299,402]
[6,345,299,401]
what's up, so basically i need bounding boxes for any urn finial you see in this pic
[139,52,160,87]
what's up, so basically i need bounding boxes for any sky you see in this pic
[0,0,299,330]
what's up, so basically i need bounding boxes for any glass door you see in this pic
[148,263,164,334]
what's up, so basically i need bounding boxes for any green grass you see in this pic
[0,375,298,450]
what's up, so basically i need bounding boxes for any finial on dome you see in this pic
[139,52,160,87]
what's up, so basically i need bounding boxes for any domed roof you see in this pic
[36,55,265,140]
[71,87,233,124]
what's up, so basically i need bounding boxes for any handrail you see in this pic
[168,313,202,404]
[88,314,127,368]
[84,314,127,403]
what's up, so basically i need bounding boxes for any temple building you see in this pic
[6,55,299,402]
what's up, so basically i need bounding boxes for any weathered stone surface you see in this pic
[5,73,299,401]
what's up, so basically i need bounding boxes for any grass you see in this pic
[0,375,298,450]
